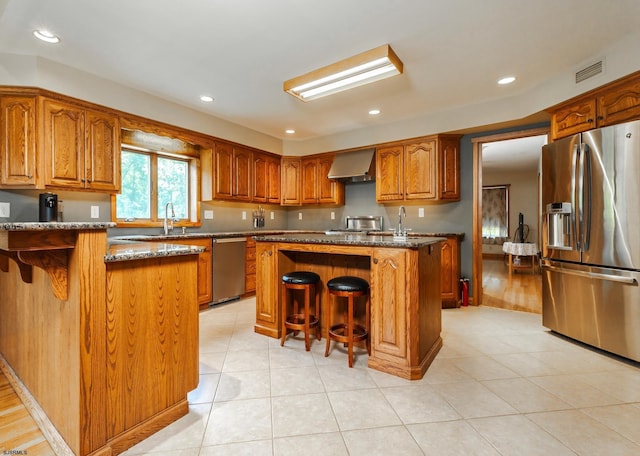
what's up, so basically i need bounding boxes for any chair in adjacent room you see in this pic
[324,275,370,367]
[281,271,321,351]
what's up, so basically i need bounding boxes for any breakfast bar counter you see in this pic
[0,223,201,456]
[253,233,444,380]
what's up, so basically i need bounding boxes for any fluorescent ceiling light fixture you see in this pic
[498,76,516,85]
[369,109,381,115]
[33,29,60,43]
[284,44,403,102]
[199,95,214,102]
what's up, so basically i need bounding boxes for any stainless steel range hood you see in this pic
[328,148,376,182]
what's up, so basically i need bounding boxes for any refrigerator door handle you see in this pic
[543,264,638,285]
[581,143,592,251]
[572,143,582,251]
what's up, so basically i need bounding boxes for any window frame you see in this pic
[481,184,510,239]
[111,132,202,228]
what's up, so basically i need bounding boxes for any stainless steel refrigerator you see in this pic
[541,119,640,362]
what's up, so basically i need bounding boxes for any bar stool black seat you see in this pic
[281,271,321,351]
[324,275,370,367]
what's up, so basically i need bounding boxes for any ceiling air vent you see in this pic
[575,60,603,83]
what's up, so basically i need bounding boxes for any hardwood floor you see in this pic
[482,256,542,313]
[0,371,54,455]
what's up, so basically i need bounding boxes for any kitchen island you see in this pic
[0,223,202,456]
[253,233,444,379]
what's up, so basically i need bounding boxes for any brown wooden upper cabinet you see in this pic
[0,95,38,187]
[550,71,640,140]
[42,98,120,192]
[300,155,344,205]
[212,142,251,201]
[1,92,120,192]
[253,152,281,204]
[376,134,461,203]
[280,157,302,206]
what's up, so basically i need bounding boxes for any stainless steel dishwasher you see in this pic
[212,237,246,304]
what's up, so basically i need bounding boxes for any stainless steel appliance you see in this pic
[212,237,246,304]
[541,119,640,362]
[325,215,383,235]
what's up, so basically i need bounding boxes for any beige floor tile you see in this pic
[221,349,269,372]
[380,384,461,424]
[452,355,519,380]
[199,352,226,374]
[420,358,475,384]
[342,426,424,456]
[528,374,622,408]
[202,398,272,446]
[227,328,270,351]
[328,389,401,430]
[273,432,348,456]
[407,420,501,456]
[187,373,220,404]
[527,409,640,455]
[317,364,377,392]
[489,352,561,377]
[199,440,272,456]
[214,370,270,402]
[581,403,640,444]
[272,393,338,437]
[121,403,212,453]
[269,344,316,369]
[469,414,575,455]
[482,377,571,413]
[431,380,518,419]
[574,369,640,402]
[199,335,231,354]
[529,349,625,374]
[270,366,324,397]
[123,449,200,456]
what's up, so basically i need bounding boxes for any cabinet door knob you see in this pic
[372,258,378,264]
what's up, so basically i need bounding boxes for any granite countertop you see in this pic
[253,233,445,249]
[104,241,205,263]
[0,222,116,230]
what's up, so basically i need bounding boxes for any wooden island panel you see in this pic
[255,238,442,379]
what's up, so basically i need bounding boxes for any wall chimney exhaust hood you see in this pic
[328,149,376,182]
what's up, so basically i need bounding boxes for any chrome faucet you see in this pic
[164,202,175,235]
[397,205,407,237]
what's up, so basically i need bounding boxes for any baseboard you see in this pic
[482,253,504,260]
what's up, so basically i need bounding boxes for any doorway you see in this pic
[472,127,548,310]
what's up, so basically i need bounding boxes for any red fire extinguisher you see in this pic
[459,277,469,307]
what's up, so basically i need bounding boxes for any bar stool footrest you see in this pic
[328,323,368,344]
[285,313,319,330]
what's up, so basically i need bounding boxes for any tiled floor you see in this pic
[122,297,640,456]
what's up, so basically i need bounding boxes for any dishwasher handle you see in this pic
[213,237,247,244]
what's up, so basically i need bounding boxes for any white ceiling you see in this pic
[482,135,548,173]
[1,0,639,142]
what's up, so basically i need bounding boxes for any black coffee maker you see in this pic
[39,193,58,222]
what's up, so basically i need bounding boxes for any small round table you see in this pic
[502,242,539,278]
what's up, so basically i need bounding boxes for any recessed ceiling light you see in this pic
[199,95,214,102]
[498,76,516,85]
[369,109,381,115]
[33,30,60,43]
[285,129,295,134]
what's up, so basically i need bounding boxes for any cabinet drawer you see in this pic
[245,260,257,275]
[245,273,256,292]
[245,246,256,261]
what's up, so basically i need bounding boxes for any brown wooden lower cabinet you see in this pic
[440,236,462,308]
[245,237,256,293]
[166,238,213,308]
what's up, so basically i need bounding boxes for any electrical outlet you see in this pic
[242,211,247,220]
[270,211,275,220]
[204,210,214,219]
[90,206,100,219]
[331,211,335,220]
[0,202,9,218]
[298,212,302,220]
[418,207,424,218]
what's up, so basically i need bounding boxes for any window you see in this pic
[116,148,193,223]
[482,185,509,239]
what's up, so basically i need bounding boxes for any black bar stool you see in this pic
[281,271,321,351]
[324,276,370,367]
